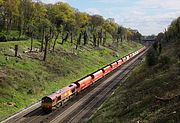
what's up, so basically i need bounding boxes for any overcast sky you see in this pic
[41,0,180,35]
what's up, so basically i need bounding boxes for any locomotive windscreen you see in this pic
[42,97,52,103]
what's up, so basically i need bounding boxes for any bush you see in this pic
[146,48,158,66]
[0,32,7,42]
[0,31,29,42]
[158,55,171,69]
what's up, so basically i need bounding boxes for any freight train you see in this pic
[41,47,146,111]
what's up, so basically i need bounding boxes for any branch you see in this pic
[155,94,180,102]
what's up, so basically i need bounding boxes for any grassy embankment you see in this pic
[89,39,180,123]
[0,38,142,120]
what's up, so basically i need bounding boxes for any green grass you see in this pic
[0,38,142,120]
[88,40,180,123]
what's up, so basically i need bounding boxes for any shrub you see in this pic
[146,48,158,66]
[0,32,7,42]
[158,55,171,69]
[0,31,29,42]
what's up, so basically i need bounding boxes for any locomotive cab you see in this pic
[41,96,53,111]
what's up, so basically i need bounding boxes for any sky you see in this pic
[41,0,180,35]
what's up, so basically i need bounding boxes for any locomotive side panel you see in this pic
[41,84,77,111]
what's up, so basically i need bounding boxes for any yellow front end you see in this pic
[42,102,52,109]
[41,97,53,111]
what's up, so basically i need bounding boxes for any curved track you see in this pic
[2,48,148,123]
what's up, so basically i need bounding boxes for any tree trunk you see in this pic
[9,18,12,31]
[70,32,73,43]
[97,37,100,47]
[100,29,103,45]
[93,34,97,47]
[61,32,69,45]
[40,27,45,52]
[6,18,12,32]
[48,28,54,50]
[30,33,33,51]
[103,32,106,46]
[0,15,5,32]
[64,32,69,42]
[176,20,180,36]
[43,36,50,61]
[18,17,23,38]
[83,31,88,45]
[117,37,119,45]
[61,31,64,44]
[52,33,59,51]
[164,29,169,42]
[76,32,82,50]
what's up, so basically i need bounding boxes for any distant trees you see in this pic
[90,15,104,47]
[166,17,180,40]
[155,16,180,44]
[2,0,20,32]
[0,1,4,31]
[0,0,142,60]
[146,16,180,67]
[75,12,89,48]
[0,0,141,44]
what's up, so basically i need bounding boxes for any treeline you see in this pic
[156,16,180,43]
[146,16,180,66]
[0,0,142,61]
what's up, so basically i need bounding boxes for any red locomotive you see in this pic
[41,47,146,111]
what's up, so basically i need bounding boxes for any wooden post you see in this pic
[15,45,18,57]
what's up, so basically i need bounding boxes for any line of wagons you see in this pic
[41,47,146,111]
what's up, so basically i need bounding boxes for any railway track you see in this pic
[2,48,148,123]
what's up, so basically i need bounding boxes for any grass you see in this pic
[0,38,142,120]
[88,40,180,123]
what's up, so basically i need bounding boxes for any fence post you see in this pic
[15,45,18,57]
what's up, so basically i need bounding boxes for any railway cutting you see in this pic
[2,47,148,123]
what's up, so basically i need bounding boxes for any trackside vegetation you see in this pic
[88,17,180,123]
